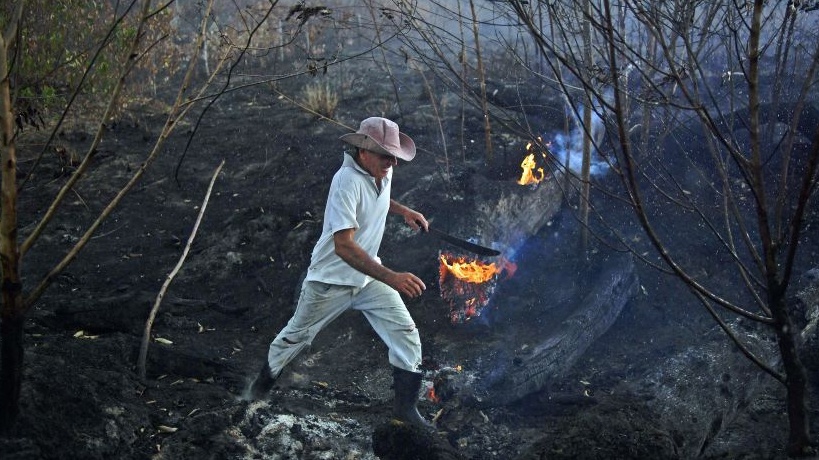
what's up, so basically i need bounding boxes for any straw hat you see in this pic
[340,117,416,161]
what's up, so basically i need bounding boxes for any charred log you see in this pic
[438,251,507,323]
[453,172,564,258]
[477,250,638,406]
[391,161,564,261]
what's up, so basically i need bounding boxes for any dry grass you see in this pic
[303,82,338,119]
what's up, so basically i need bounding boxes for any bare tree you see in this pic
[0,0,26,434]
[0,0,233,432]
[579,0,594,251]
[506,0,819,456]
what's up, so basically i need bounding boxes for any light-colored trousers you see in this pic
[266,279,423,376]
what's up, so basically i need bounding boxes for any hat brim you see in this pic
[340,132,416,162]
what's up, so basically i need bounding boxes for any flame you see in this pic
[517,152,544,185]
[426,385,440,403]
[517,140,550,185]
[439,254,502,284]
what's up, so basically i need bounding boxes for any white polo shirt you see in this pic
[305,153,391,287]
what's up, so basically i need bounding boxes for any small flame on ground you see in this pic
[426,385,440,403]
[517,140,550,185]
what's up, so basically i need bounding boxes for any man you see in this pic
[248,117,433,430]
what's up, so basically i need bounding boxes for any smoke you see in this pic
[549,102,610,177]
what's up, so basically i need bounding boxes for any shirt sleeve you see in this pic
[324,170,360,235]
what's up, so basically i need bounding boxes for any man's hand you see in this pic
[390,200,428,232]
[404,211,429,232]
[404,210,428,232]
[386,272,426,298]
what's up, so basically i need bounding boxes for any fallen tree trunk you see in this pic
[479,250,638,406]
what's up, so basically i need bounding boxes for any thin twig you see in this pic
[416,66,449,180]
[137,160,225,381]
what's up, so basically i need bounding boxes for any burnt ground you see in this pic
[1,70,818,460]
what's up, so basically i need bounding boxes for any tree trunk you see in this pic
[0,312,24,433]
[468,0,492,163]
[771,293,812,456]
[0,2,25,434]
[579,0,593,253]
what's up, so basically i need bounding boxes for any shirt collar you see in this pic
[342,152,391,192]
[343,152,366,174]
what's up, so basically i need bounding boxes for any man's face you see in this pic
[358,149,397,180]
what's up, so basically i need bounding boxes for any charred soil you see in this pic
[1,74,817,460]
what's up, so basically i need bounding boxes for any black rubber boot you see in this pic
[248,362,277,400]
[392,366,434,430]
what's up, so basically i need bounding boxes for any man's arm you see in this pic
[389,199,428,232]
[333,228,426,298]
